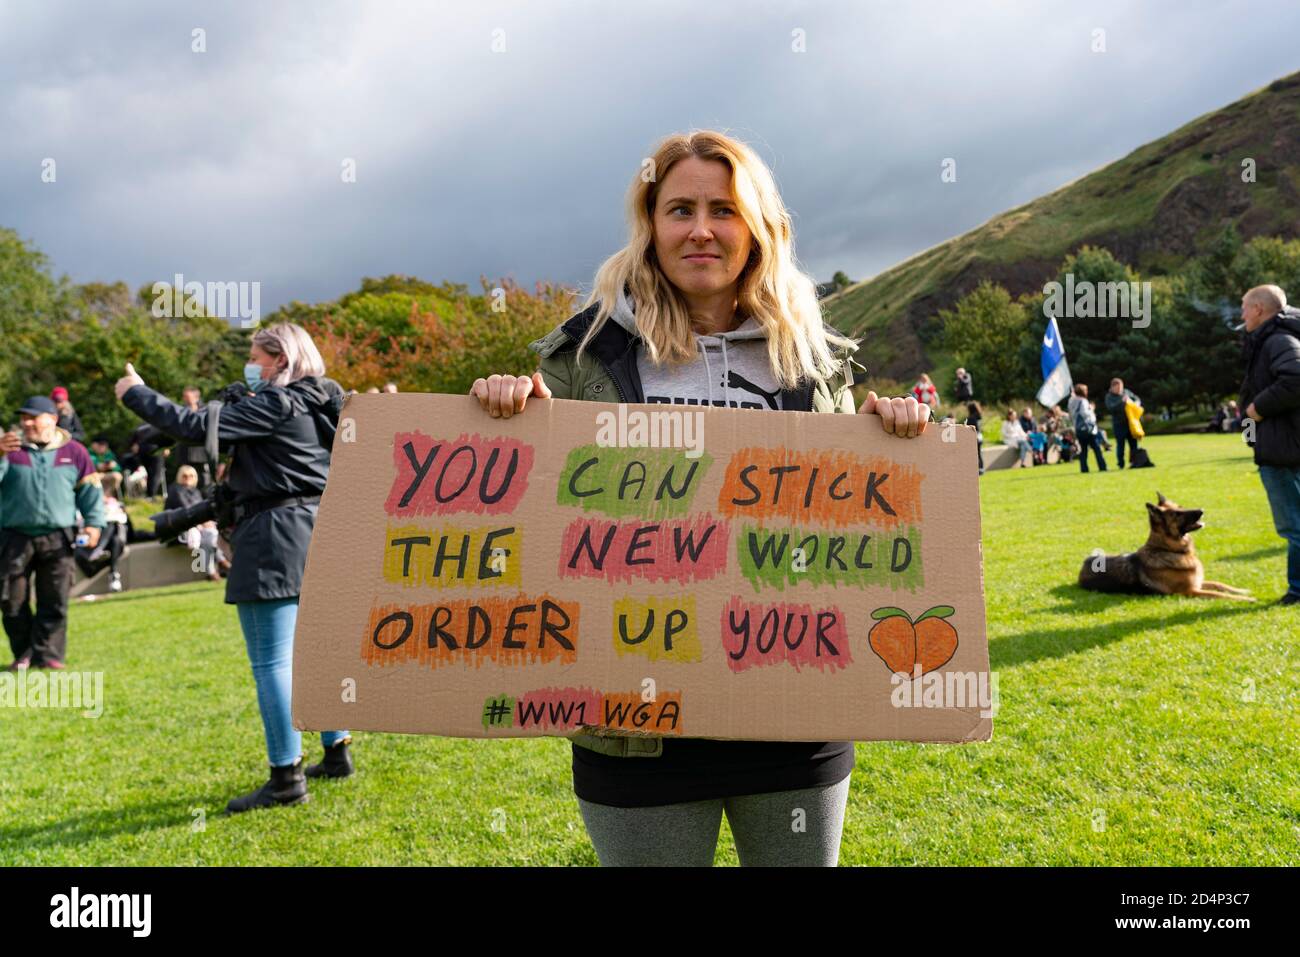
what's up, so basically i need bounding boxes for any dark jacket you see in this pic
[1104,387,1140,434]
[164,484,203,512]
[1240,308,1300,468]
[56,405,85,444]
[123,376,346,603]
[954,372,974,403]
[527,299,862,806]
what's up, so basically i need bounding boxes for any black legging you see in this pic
[1077,430,1107,472]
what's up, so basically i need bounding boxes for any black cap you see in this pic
[18,396,58,417]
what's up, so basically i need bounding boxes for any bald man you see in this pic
[1240,284,1300,605]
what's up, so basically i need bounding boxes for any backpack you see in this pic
[1130,447,1155,468]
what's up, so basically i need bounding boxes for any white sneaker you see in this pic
[109,574,123,593]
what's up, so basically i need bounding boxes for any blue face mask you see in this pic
[244,362,269,393]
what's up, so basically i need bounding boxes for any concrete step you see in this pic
[72,539,217,598]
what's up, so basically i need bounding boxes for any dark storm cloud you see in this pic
[2,0,1297,312]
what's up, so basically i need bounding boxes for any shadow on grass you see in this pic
[1215,545,1286,563]
[0,793,230,853]
[990,584,1264,669]
[77,581,220,606]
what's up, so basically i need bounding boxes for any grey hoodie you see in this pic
[611,284,786,410]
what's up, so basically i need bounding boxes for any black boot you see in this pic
[305,737,354,779]
[225,757,309,814]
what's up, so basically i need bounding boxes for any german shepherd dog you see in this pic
[1078,492,1254,600]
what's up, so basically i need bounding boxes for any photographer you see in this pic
[114,323,355,813]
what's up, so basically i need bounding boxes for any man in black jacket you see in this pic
[174,386,213,487]
[1239,284,1300,605]
[1104,377,1143,468]
[954,367,974,403]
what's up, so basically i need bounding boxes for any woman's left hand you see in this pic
[857,391,930,438]
[114,362,145,401]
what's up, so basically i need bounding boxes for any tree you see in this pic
[939,281,1035,405]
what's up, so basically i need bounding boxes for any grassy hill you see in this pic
[825,71,1300,383]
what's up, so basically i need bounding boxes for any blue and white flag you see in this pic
[1036,315,1072,407]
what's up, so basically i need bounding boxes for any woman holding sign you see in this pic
[470,130,929,866]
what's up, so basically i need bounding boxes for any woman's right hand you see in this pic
[469,371,551,419]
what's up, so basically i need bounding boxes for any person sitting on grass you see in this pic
[1001,408,1032,468]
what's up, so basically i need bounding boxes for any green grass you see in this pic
[2,434,1296,865]
[122,495,164,534]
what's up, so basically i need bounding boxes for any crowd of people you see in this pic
[918,369,1152,474]
[917,284,1300,611]
[2,127,1297,868]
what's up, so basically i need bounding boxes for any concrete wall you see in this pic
[72,540,215,598]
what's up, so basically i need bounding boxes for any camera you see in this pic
[151,482,238,538]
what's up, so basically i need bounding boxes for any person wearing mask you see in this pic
[115,323,356,811]
[1239,284,1300,605]
[1,397,104,670]
[469,130,930,866]
[1105,377,1143,468]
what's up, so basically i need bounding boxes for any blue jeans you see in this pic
[1259,465,1300,598]
[236,598,349,767]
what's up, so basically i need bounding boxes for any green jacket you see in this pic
[0,427,106,537]
[527,302,866,758]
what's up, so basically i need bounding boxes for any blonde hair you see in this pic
[1245,284,1287,315]
[252,323,326,387]
[177,465,198,486]
[578,130,856,389]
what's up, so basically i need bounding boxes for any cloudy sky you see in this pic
[2,0,1298,314]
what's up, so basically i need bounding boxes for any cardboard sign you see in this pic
[293,394,993,743]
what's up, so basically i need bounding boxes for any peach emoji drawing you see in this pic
[868,605,958,676]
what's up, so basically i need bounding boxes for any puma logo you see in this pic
[725,371,781,410]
